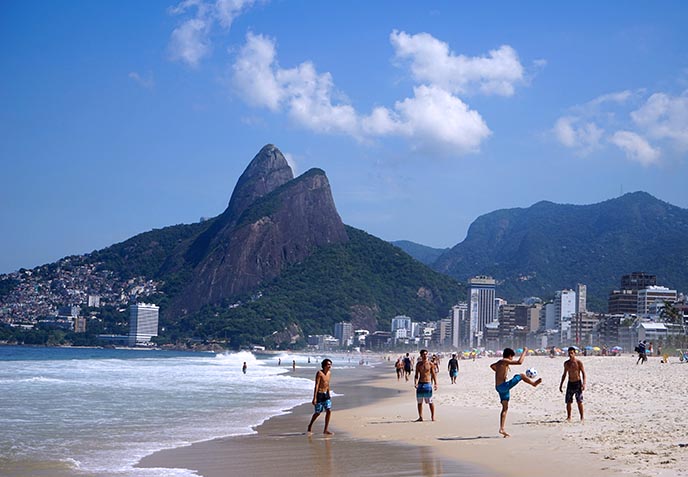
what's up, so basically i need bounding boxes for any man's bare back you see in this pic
[491,359,513,387]
[416,359,434,383]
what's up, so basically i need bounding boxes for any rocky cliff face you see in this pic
[169,146,349,317]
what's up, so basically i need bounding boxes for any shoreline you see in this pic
[137,363,491,476]
[139,354,688,477]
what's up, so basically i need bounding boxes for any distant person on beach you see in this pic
[307,358,333,435]
[559,346,586,421]
[292,359,296,371]
[490,347,541,438]
[403,353,413,382]
[395,357,403,381]
[278,358,281,366]
[242,362,247,374]
[414,349,438,422]
[448,353,459,384]
[636,340,648,365]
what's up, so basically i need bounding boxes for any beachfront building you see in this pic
[334,322,353,347]
[608,272,657,314]
[576,283,587,314]
[450,303,468,349]
[637,286,677,317]
[391,315,412,334]
[467,276,497,348]
[128,303,159,346]
[571,311,600,346]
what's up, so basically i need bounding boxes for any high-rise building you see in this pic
[609,272,658,314]
[621,272,656,290]
[334,322,354,347]
[450,303,468,349]
[468,276,497,348]
[391,315,412,334]
[575,284,587,314]
[128,303,159,346]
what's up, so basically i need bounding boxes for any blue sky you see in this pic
[2,1,688,274]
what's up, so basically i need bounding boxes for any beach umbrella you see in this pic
[516,348,524,354]
[593,346,601,351]
[611,346,623,351]
[584,346,593,350]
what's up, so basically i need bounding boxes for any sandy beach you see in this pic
[139,353,687,477]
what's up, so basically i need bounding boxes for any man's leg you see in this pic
[577,401,584,421]
[415,401,423,421]
[307,412,320,433]
[323,409,333,434]
[499,400,510,437]
[429,402,435,421]
[566,402,572,421]
[520,374,542,387]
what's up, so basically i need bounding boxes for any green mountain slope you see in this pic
[434,192,688,310]
[391,240,449,265]
[163,226,465,347]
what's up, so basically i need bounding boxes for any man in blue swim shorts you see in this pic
[490,348,541,437]
[413,349,438,422]
[308,359,333,435]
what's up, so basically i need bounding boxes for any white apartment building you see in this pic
[128,303,159,346]
[637,286,677,316]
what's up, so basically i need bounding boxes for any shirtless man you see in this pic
[414,349,438,422]
[490,347,541,437]
[559,346,586,421]
[307,359,333,435]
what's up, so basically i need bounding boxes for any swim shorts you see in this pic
[565,380,583,403]
[495,374,522,401]
[416,382,433,403]
[314,391,332,413]
[449,369,458,378]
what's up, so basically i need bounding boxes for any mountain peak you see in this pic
[225,144,294,222]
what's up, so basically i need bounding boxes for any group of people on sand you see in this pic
[307,346,587,438]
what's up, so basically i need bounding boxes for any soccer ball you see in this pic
[525,368,538,379]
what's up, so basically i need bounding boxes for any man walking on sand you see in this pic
[560,346,586,421]
[448,353,459,384]
[414,349,438,422]
[490,347,541,437]
[307,359,333,435]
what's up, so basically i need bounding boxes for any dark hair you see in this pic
[420,349,428,355]
[503,348,515,358]
[568,346,576,353]
[321,359,332,369]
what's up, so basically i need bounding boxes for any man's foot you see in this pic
[533,378,542,387]
[499,429,511,438]
[414,417,423,422]
[324,430,334,435]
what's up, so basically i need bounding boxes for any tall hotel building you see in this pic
[450,303,468,349]
[467,276,496,348]
[128,303,160,346]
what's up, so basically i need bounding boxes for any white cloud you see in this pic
[232,32,283,110]
[128,71,155,89]
[283,152,297,174]
[609,130,660,166]
[384,85,491,153]
[553,116,603,153]
[168,0,260,67]
[631,91,688,149]
[389,30,524,96]
[231,34,494,155]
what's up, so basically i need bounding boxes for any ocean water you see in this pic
[0,346,332,477]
